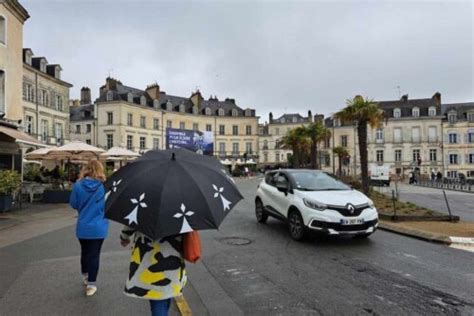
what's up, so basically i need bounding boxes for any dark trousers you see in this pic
[79,239,104,283]
[149,299,171,316]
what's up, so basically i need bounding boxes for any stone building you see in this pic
[69,89,96,145]
[81,77,259,160]
[22,48,73,145]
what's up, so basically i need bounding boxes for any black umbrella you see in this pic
[104,149,243,239]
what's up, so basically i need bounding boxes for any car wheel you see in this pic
[255,199,268,223]
[288,210,306,241]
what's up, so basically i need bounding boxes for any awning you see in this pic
[0,125,46,147]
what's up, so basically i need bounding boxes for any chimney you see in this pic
[314,114,324,122]
[401,94,408,102]
[224,98,235,104]
[146,83,160,101]
[432,92,441,106]
[80,87,91,105]
[308,110,313,122]
[190,90,203,108]
[269,112,273,123]
[105,77,118,91]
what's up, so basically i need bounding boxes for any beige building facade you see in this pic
[78,78,259,160]
[22,49,72,145]
[0,0,29,121]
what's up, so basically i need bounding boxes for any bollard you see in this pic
[442,190,453,221]
[392,190,397,220]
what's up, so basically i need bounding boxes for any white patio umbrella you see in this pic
[44,141,105,160]
[245,159,257,164]
[25,147,56,161]
[220,159,232,165]
[100,147,140,161]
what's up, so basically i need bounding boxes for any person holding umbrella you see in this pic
[70,160,108,297]
[104,149,243,315]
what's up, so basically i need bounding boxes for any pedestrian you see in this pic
[437,171,442,183]
[69,160,108,297]
[431,170,436,182]
[120,227,186,316]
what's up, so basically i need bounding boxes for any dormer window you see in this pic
[127,93,133,103]
[231,109,238,117]
[179,103,186,113]
[40,59,47,72]
[292,117,297,123]
[140,96,147,106]
[468,112,474,122]
[205,107,212,116]
[448,112,457,123]
[393,108,401,118]
[192,106,198,115]
[412,107,420,117]
[106,91,113,101]
[54,67,61,79]
[25,51,33,65]
[334,118,341,127]
[166,100,173,111]
[218,108,225,116]
[428,106,436,116]
[281,118,286,123]
[153,99,159,109]
[245,109,252,117]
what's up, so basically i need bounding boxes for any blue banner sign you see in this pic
[166,128,214,156]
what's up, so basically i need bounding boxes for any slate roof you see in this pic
[273,114,309,124]
[96,80,255,117]
[70,104,95,122]
[377,96,440,118]
[441,102,474,120]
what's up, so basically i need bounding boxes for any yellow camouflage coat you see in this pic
[120,226,186,300]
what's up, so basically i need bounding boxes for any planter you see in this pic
[0,195,13,212]
[42,190,71,204]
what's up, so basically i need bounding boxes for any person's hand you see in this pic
[120,239,130,247]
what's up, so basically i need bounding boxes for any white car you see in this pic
[255,169,378,241]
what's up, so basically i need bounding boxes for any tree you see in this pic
[334,95,383,194]
[332,146,349,177]
[281,127,310,168]
[304,120,331,169]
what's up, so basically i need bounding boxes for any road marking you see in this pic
[175,295,192,316]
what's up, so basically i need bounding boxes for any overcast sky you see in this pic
[22,0,473,122]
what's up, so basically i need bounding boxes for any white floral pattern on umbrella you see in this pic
[125,193,147,225]
[173,203,194,233]
[213,184,232,211]
[105,179,122,201]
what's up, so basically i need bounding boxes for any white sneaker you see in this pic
[85,285,97,296]
[82,275,88,286]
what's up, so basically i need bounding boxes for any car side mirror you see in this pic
[276,182,288,194]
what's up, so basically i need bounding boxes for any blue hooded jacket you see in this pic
[70,178,109,239]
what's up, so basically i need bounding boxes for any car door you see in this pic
[259,172,278,210]
[272,173,292,217]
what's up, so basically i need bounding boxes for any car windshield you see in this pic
[290,171,350,191]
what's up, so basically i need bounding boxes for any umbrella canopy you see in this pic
[104,149,242,239]
[44,141,105,160]
[100,147,140,160]
[220,159,232,165]
[25,147,56,160]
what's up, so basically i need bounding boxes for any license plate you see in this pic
[341,218,364,225]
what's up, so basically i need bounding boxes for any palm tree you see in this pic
[332,146,349,177]
[334,95,383,194]
[305,120,331,169]
[281,127,310,168]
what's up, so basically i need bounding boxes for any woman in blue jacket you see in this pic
[70,160,109,297]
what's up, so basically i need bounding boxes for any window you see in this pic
[127,93,133,103]
[263,152,268,162]
[41,120,48,140]
[167,120,172,128]
[429,149,437,162]
[219,125,225,135]
[395,150,402,162]
[292,117,297,123]
[448,133,457,144]
[375,128,383,142]
[140,116,146,128]
[153,138,160,150]
[341,135,348,147]
[232,109,238,117]
[245,109,252,117]
[205,108,211,116]
[246,125,252,135]
[232,125,238,135]
[0,15,6,45]
[393,108,401,118]
[232,143,239,155]
[428,126,437,142]
[166,100,172,111]
[127,113,133,126]
[219,143,225,156]
[394,128,402,143]
[468,153,474,164]
[40,59,47,72]
[179,122,185,129]
[86,139,91,145]
[76,125,81,134]
[412,107,420,117]
[206,124,212,132]
[41,90,49,106]
[246,142,252,154]
[140,137,146,150]
[275,128,280,136]
[468,113,474,122]
[140,96,147,106]
[106,91,113,101]
[324,138,330,148]
[218,108,225,116]
[376,150,384,162]
[449,154,458,165]
[0,70,5,114]
[447,171,458,178]
[86,124,91,133]
[25,115,33,134]
[448,113,457,123]
[127,135,133,150]
[412,149,420,162]
[275,152,280,162]
[192,106,198,115]
[153,99,159,108]
[153,118,159,130]
[193,123,199,131]
[275,139,280,149]
[468,131,474,143]
[55,123,63,140]
[107,112,113,125]
[412,127,420,142]
[263,140,268,150]
[106,134,113,149]
[428,106,436,116]
[179,104,185,113]
[56,95,63,111]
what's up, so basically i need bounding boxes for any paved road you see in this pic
[1,179,474,315]
[375,183,474,222]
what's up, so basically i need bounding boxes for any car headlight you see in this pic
[368,200,375,208]
[303,198,327,211]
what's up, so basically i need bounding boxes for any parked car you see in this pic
[369,164,391,186]
[255,169,378,241]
